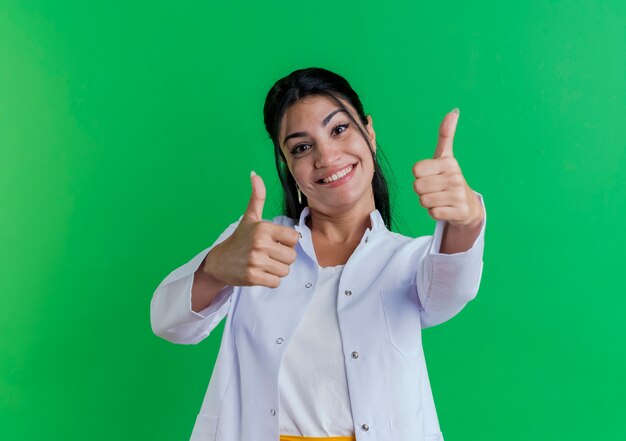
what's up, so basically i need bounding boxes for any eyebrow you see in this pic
[282,108,346,146]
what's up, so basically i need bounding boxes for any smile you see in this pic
[319,164,355,184]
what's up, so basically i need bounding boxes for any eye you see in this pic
[333,122,350,135]
[291,143,311,155]
[289,123,350,155]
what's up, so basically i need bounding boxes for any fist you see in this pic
[412,109,483,228]
[203,172,300,288]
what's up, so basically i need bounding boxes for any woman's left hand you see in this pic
[412,109,484,229]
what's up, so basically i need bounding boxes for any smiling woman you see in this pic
[264,68,393,230]
[150,67,486,441]
[278,95,377,226]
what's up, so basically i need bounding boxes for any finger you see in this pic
[270,225,300,247]
[243,171,266,222]
[259,273,282,289]
[414,171,466,196]
[263,259,291,278]
[427,206,458,222]
[429,205,482,227]
[433,108,459,159]
[413,174,450,195]
[267,242,298,265]
[251,256,291,279]
[412,157,459,178]
[247,269,281,289]
[418,190,464,209]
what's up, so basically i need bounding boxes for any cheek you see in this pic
[290,161,310,184]
[347,131,373,154]
[350,137,375,164]
[358,147,376,178]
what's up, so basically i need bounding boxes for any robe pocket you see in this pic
[191,414,219,441]
[379,284,423,358]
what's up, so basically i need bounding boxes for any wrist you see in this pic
[449,192,484,230]
[198,246,227,287]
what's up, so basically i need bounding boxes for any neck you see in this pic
[306,196,375,245]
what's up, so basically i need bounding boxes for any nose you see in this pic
[314,141,341,169]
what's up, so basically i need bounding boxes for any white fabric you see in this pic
[278,264,354,437]
[150,194,486,441]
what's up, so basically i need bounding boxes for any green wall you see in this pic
[1,0,624,439]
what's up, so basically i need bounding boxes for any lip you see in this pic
[316,163,357,187]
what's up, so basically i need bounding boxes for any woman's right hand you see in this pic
[202,172,300,289]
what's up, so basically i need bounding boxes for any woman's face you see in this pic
[278,95,377,216]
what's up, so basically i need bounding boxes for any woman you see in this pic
[151,67,485,441]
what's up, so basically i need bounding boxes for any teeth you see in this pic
[322,165,353,183]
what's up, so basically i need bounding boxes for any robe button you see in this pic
[305,282,312,288]
[351,351,359,359]
[276,338,284,344]
[365,236,369,243]
[344,290,352,296]
[361,423,369,431]
[270,409,276,416]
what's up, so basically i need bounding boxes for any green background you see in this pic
[1,0,625,439]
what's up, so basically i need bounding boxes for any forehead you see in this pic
[279,95,352,137]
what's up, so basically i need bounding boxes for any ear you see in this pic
[366,115,376,153]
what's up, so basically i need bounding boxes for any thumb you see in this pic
[433,108,459,159]
[243,171,266,222]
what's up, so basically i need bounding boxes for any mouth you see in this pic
[316,163,357,186]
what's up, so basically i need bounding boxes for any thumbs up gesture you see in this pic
[202,172,300,289]
[412,109,484,229]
